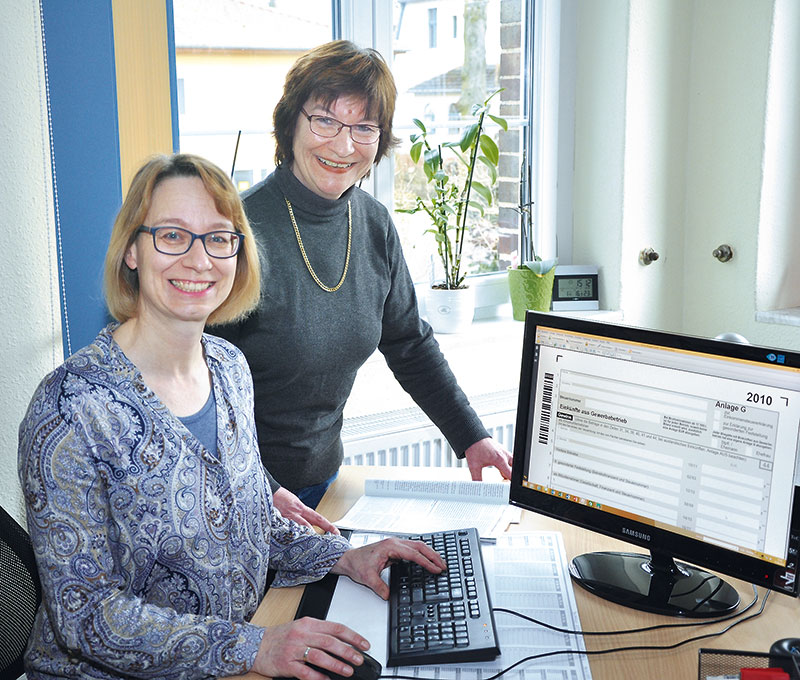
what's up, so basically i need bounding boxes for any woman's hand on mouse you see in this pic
[252,616,368,679]
[331,537,447,600]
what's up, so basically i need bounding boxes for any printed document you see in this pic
[334,478,520,540]
[327,531,591,680]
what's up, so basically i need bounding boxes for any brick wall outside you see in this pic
[496,0,523,265]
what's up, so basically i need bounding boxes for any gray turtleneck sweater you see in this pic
[212,166,488,492]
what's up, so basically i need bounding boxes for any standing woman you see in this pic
[18,153,445,680]
[214,40,513,534]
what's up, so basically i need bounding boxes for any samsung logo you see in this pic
[622,527,651,542]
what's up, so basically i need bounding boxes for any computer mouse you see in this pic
[769,638,800,674]
[770,638,800,657]
[307,650,382,680]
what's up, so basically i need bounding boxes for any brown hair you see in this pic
[273,40,400,169]
[103,153,261,325]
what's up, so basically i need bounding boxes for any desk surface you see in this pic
[236,465,797,680]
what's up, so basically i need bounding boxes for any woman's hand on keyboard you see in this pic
[331,537,447,600]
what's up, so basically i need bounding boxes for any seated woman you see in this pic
[17,153,445,680]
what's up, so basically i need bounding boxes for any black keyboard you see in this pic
[387,527,501,667]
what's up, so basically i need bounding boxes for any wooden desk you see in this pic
[238,466,798,680]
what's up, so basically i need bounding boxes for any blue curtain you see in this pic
[40,0,122,355]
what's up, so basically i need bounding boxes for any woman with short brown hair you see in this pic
[215,40,514,534]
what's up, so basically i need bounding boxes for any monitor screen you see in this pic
[510,312,800,617]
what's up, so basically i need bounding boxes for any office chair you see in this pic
[0,504,41,679]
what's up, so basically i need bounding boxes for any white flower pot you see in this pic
[425,286,475,334]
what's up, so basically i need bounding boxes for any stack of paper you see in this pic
[334,478,521,540]
[328,531,592,680]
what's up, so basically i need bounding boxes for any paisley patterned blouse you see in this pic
[18,325,351,679]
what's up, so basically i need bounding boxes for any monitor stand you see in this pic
[569,549,740,617]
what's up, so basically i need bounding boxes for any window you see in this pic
[172,0,333,181]
[391,0,530,283]
[233,169,254,193]
[172,0,533,287]
[177,77,185,115]
[428,8,438,48]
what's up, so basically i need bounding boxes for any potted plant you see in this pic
[508,256,558,321]
[397,89,506,333]
[507,151,557,321]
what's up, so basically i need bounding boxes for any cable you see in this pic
[385,587,770,680]
[492,584,759,636]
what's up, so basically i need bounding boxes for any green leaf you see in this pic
[423,147,440,167]
[458,123,479,152]
[485,88,504,104]
[471,181,493,206]
[445,146,469,169]
[422,147,440,182]
[477,156,497,184]
[410,140,423,164]
[467,200,486,217]
[521,258,558,274]
[412,118,427,133]
[488,114,508,131]
[479,135,499,165]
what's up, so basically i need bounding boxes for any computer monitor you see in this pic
[510,312,800,617]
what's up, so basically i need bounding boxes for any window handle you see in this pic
[639,248,660,266]
[712,244,734,262]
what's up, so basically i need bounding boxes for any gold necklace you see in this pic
[285,197,352,293]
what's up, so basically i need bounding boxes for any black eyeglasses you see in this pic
[137,226,244,259]
[300,109,381,145]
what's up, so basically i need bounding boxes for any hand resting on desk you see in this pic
[464,436,513,481]
[274,487,341,535]
[251,537,446,679]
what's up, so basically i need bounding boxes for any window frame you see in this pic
[340,0,555,313]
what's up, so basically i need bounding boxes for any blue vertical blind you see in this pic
[40,0,122,354]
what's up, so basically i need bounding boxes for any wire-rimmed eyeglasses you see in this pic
[136,226,244,259]
[300,109,381,145]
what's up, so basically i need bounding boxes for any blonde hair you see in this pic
[103,153,260,325]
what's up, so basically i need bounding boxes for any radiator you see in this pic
[341,389,517,468]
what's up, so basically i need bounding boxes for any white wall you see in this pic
[681,0,775,340]
[619,0,691,331]
[571,0,628,316]
[570,0,800,349]
[0,1,63,525]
